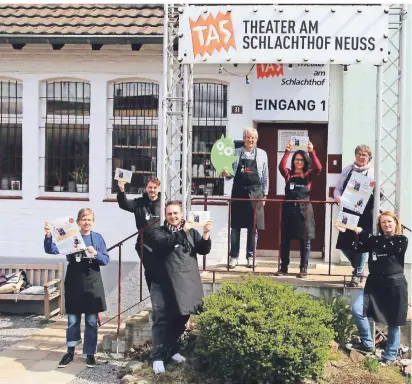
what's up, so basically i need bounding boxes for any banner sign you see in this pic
[252,63,330,122]
[178,5,388,65]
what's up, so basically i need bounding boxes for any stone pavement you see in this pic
[0,315,121,384]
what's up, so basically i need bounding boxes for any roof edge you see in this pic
[0,35,163,45]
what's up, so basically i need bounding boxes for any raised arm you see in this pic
[279,150,291,179]
[94,233,110,266]
[192,221,212,255]
[44,222,59,255]
[117,180,137,213]
[308,150,322,176]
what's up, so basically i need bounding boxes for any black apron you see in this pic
[230,149,265,230]
[362,235,408,326]
[64,232,107,314]
[336,169,374,250]
[281,173,315,240]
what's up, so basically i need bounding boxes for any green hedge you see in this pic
[196,276,334,383]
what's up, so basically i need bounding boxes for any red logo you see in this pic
[189,12,236,57]
[369,181,376,187]
[256,64,284,79]
[69,218,74,223]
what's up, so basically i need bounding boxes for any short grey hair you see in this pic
[355,145,372,160]
[243,127,258,140]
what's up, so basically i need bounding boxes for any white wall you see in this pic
[0,43,409,264]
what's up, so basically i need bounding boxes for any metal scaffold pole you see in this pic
[161,4,193,220]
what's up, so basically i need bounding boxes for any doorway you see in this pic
[256,123,328,257]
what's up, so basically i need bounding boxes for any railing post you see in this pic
[252,199,257,272]
[203,191,208,271]
[139,233,144,302]
[328,203,333,276]
[277,202,283,271]
[227,199,231,270]
[117,243,122,340]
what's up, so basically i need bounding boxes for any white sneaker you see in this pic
[152,360,165,374]
[229,257,238,269]
[171,353,186,363]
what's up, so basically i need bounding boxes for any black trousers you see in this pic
[150,282,190,361]
[135,243,152,292]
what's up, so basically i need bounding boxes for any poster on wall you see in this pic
[252,63,330,122]
[178,5,388,64]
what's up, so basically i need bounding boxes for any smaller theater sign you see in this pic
[252,64,330,122]
[178,5,388,65]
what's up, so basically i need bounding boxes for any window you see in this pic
[0,80,22,191]
[40,81,90,193]
[192,82,228,196]
[109,81,159,194]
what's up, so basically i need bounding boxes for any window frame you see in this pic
[38,79,91,197]
[0,79,23,197]
[191,80,229,198]
[106,79,160,199]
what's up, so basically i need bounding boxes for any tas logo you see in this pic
[256,64,284,79]
[189,11,236,57]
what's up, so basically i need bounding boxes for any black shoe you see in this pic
[346,341,373,354]
[297,269,307,278]
[275,269,288,276]
[58,352,74,368]
[86,354,96,368]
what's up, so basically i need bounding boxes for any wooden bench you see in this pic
[0,264,64,319]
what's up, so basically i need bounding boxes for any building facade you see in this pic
[0,4,410,264]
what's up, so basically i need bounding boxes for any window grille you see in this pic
[0,80,22,191]
[192,83,228,196]
[40,81,90,193]
[109,81,159,194]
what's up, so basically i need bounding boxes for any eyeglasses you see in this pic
[294,158,304,163]
[356,153,369,158]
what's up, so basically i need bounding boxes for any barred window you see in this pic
[109,81,159,194]
[0,80,22,191]
[40,81,90,193]
[192,82,228,196]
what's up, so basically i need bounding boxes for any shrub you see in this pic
[325,296,357,346]
[196,275,334,384]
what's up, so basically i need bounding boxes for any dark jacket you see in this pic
[146,225,212,316]
[117,192,161,232]
[117,192,161,280]
[354,231,408,326]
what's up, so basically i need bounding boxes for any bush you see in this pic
[196,275,334,383]
[325,296,357,346]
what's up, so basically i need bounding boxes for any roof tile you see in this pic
[0,4,164,35]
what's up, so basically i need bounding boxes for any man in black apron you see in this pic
[222,128,268,269]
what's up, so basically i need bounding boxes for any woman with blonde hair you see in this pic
[44,208,109,369]
[335,211,408,365]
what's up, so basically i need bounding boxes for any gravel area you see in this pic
[68,352,128,384]
[0,313,52,352]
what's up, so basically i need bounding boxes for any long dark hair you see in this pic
[291,150,311,174]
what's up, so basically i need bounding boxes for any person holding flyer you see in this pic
[334,211,408,365]
[334,145,377,287]
[44,208,109,369]
[276,140,322,278]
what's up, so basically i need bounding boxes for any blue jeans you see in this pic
[280,230,311,272]
[351,290,400,360]
[67,313,98,355]
[341,249,368,276]
[230,228,258,260]
[150,282,190,362]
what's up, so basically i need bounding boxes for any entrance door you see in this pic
[256,123,328,257]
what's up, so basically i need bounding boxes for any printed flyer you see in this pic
[341,172,375,215]
[187,211,211,227]
[49,216,87,255]
[337,211,360,231]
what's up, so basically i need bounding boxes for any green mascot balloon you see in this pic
[211,135,239,176]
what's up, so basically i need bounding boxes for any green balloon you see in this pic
[211,135,239,176]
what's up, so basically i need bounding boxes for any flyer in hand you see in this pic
[114,168,133,183]
[187,211,211,227]
[49,216,87,255]
[341,172,375,215]
[290,136,309,151]
[337,210,360,231]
